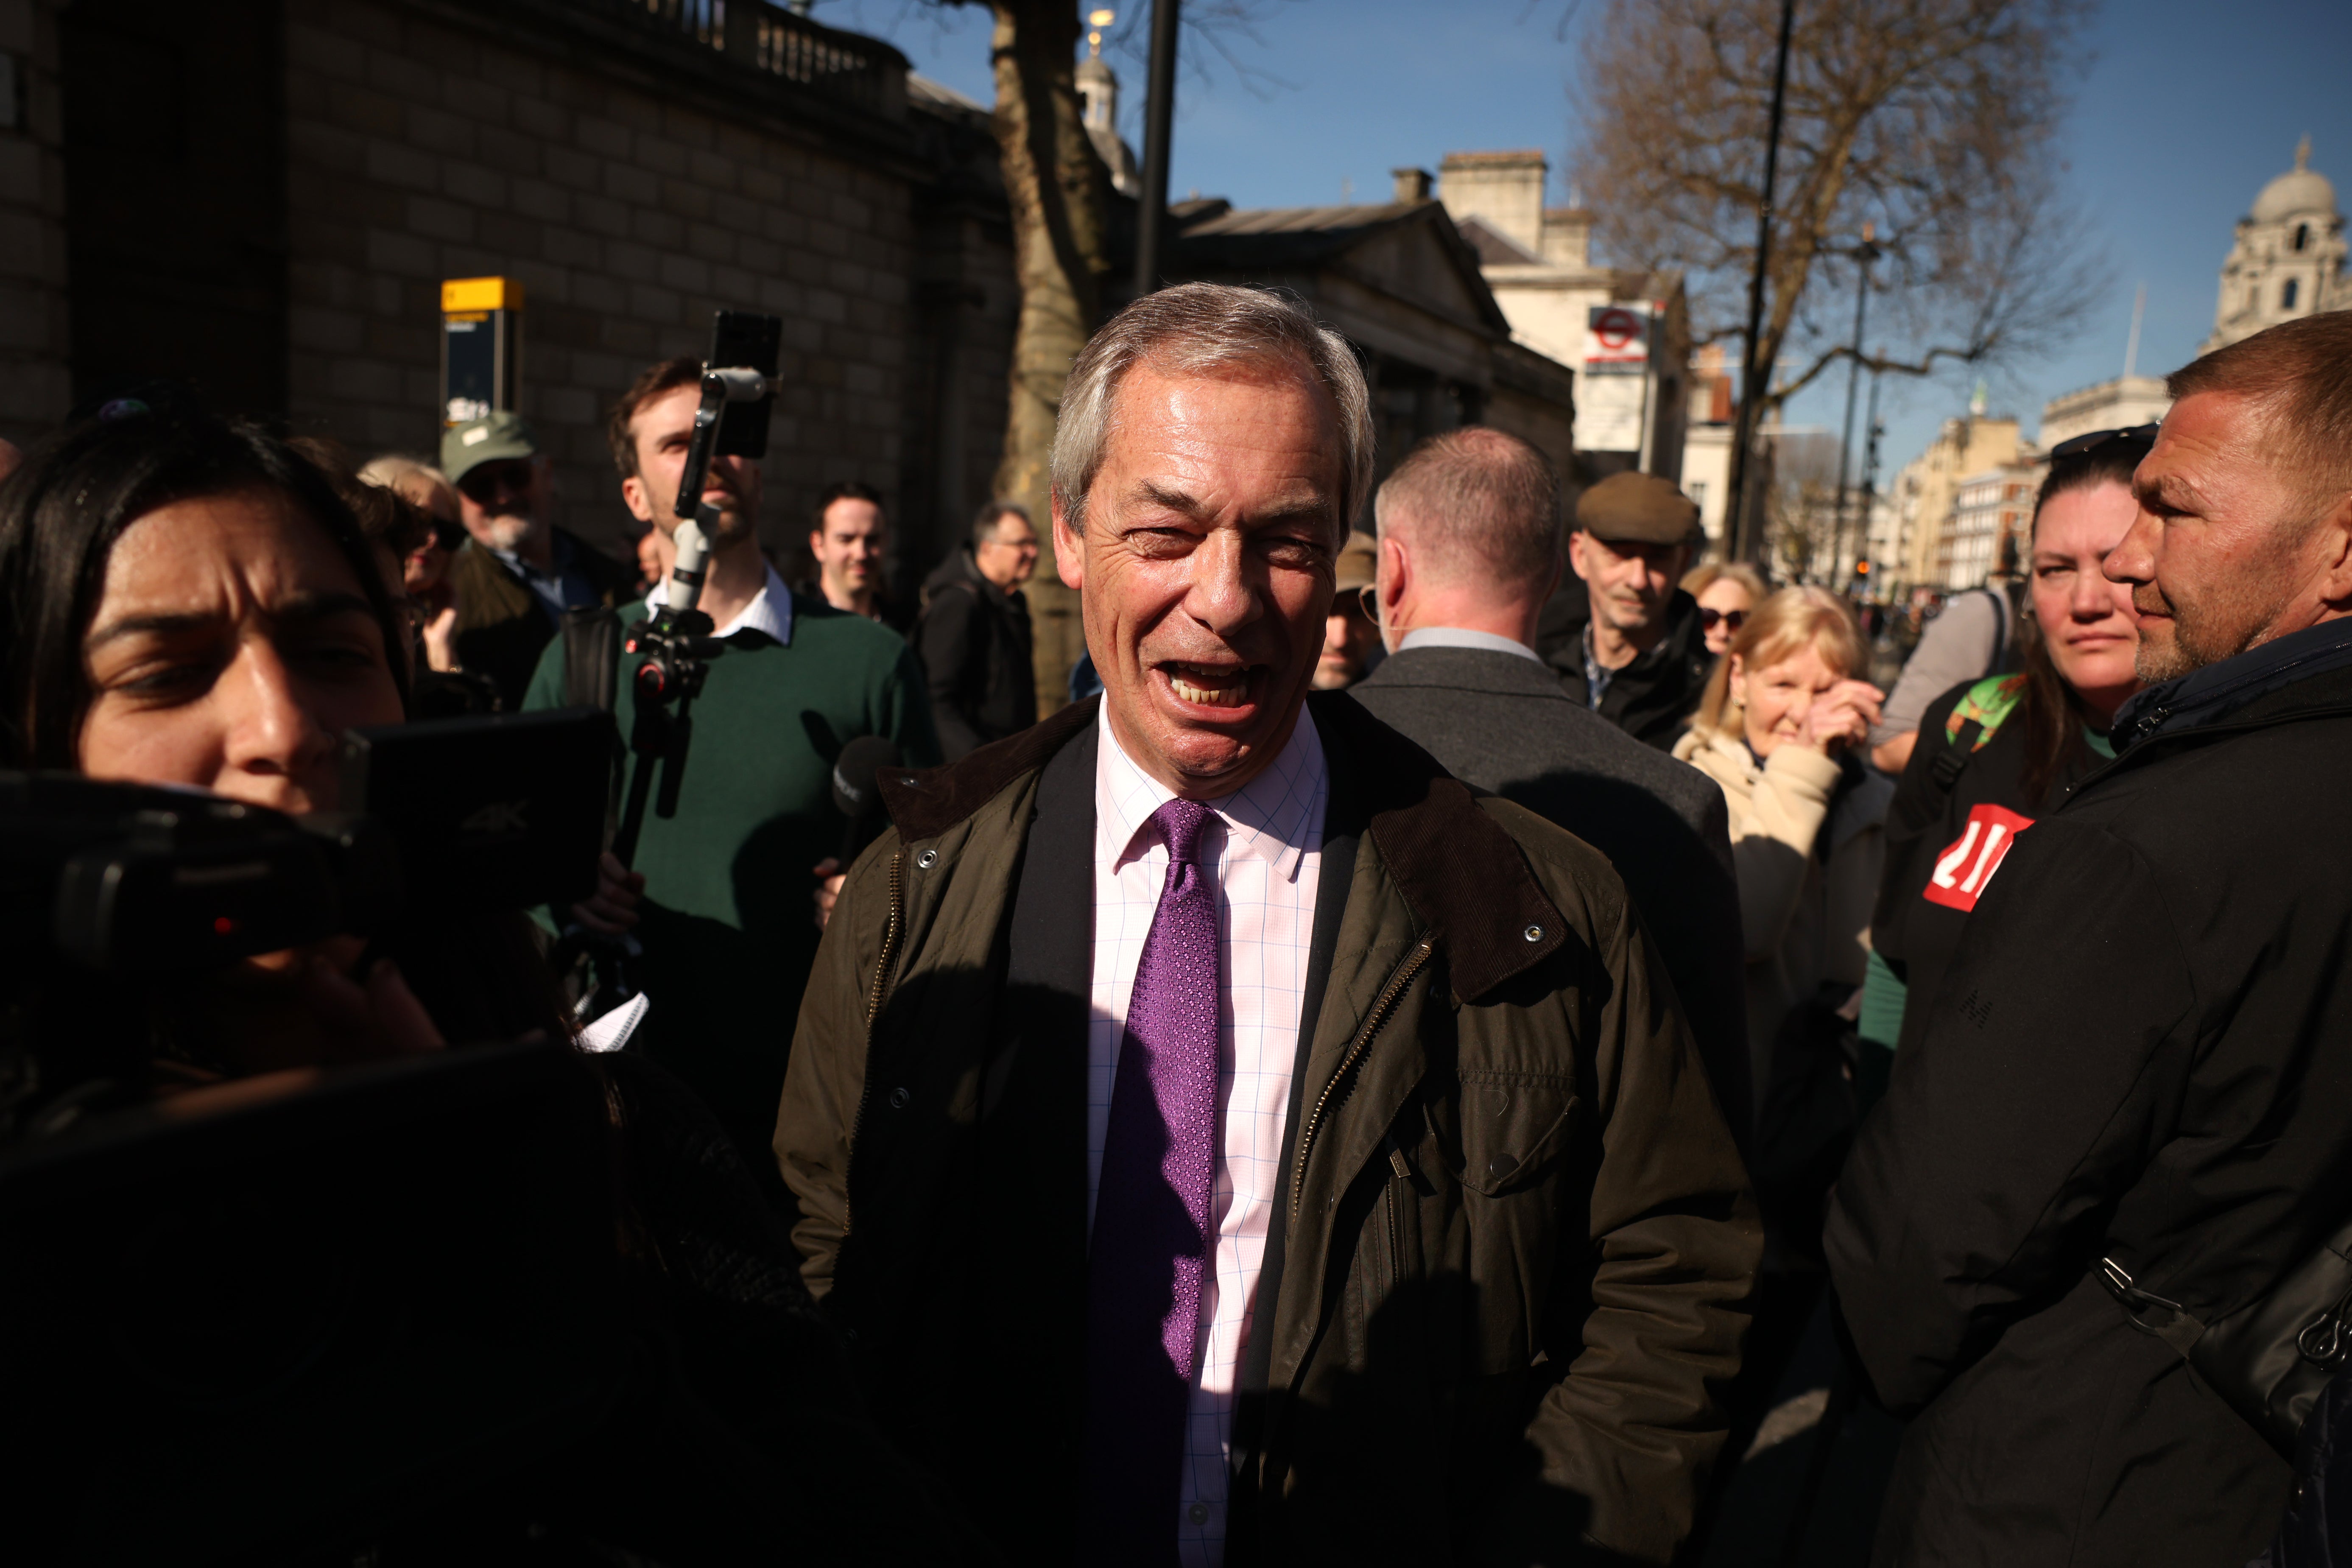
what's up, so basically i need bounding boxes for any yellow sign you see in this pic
[441,276,523,313]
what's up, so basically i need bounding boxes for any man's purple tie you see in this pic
[1084,796,1221,1564]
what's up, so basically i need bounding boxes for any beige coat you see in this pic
[1672,728,1890,1115]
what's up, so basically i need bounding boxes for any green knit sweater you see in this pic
[525,593,939,1174]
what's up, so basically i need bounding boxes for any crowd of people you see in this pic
[1,284,2349,1567]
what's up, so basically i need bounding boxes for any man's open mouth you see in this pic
[1160,660,1255,710]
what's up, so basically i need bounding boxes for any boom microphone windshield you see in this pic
[832,736,903,868]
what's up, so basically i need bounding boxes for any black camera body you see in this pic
[0,708,614,1138]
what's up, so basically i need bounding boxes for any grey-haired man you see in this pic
[776,282,1757,1566]
[440,411,632,708]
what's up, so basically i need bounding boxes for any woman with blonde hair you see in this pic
[1681,559,1768,659]
[1675,587,1889,1247]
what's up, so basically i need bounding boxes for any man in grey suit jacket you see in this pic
[1349,429,1752,1136]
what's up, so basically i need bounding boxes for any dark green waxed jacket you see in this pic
[775,692,1760,1565]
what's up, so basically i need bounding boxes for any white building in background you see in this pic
[1439,149,1689,480]
[2204,137,2346,354]
[1680,343,1738,551]
[2041,375,2171,448]
[1075,20,1140,197]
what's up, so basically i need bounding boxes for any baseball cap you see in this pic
[440,411,539,487]
[1574,472,1699,546]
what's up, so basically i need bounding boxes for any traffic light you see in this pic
[1854,558,1872,578]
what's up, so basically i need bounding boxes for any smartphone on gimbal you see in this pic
[707,310,781,458]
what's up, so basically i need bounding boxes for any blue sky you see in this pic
[820,0,2352,474]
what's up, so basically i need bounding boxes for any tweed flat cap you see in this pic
[1575,471,1699,545]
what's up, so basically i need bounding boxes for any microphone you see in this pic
[832,735,903,869]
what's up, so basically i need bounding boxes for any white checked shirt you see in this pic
[1090,700,1327,1567]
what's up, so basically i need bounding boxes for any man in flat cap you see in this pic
[1536,471,1713,749]
[1312,530,1383,690]
[441,410,634,708]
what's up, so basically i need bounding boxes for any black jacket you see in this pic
[1350,643,1751,1139]
[914,551,1036,761]
[1536,579,1713,750]
[450,530,634,711]
[1870,674,2112,1057]
[1826,629,2352,1567]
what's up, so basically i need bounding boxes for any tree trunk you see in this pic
[987,0,1110,716]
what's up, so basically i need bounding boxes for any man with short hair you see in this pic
[524,355,939,1186]
[1349,427,1751,1136]
[777,283,1757,1565]
[807,481,907,629]
[440,411,634,707]
[1537,472,1712,748]
[913,499,1040,760]
[1827,312,2352,1566]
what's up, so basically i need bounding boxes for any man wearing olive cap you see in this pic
[1312,530,1383,690]
[441,411,634,709]
[1535,471,1713,749]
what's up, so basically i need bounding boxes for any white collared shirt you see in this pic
[644,559,796,644]
[1397,625,1545,664]
[1090,699,1328,1565]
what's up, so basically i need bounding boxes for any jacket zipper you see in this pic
[843,847,908,1244]
[1291,935,1435,1224]
[1383,1139,1408,1288]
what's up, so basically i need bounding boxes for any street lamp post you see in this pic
[1726,0,1799,565]
[1133,0,1181,300]
[1830,221,1880,592]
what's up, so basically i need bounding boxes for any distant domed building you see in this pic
[2203,136,2347,352]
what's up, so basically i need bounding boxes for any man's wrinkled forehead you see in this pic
[1104,357,1343,525]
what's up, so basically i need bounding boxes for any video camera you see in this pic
[0,707,614,1139]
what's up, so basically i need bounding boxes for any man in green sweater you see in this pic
[526,355,939,1187]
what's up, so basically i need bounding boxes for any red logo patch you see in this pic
[1922,802,2037,912]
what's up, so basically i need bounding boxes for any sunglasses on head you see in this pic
[1698,607,1747,632]
[2049,423,2160,460]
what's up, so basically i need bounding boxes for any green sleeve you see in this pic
[520,631,567,713]
[1858,946,1908,1048]
[885,643,943,768]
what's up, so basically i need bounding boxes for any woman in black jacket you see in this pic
[1859,426,2154,1076]
[0,408,984,1564]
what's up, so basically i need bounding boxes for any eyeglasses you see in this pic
[2049,423,2159,460]
[1698,607,1747,632]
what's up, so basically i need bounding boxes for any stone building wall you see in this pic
[0,0,70,448]
[283,0,1011,567]
[3,0,1016,583]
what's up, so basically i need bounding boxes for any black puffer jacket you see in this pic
[1827,631,2352,1568]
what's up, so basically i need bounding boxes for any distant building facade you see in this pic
[2204,137,2347,354]
[2040,375,2171,448]
[1945,464,2039,589]
[1436,148,1688,486]
[1886,414,2035,595]
[1154,181,1579,492]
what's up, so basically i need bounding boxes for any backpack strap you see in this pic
[561,606,623,712]
[1927,674,2027,791]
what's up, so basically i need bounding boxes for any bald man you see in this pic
[1349,428,1751,1136]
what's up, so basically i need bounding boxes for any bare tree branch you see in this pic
[1570,0,2109,432]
